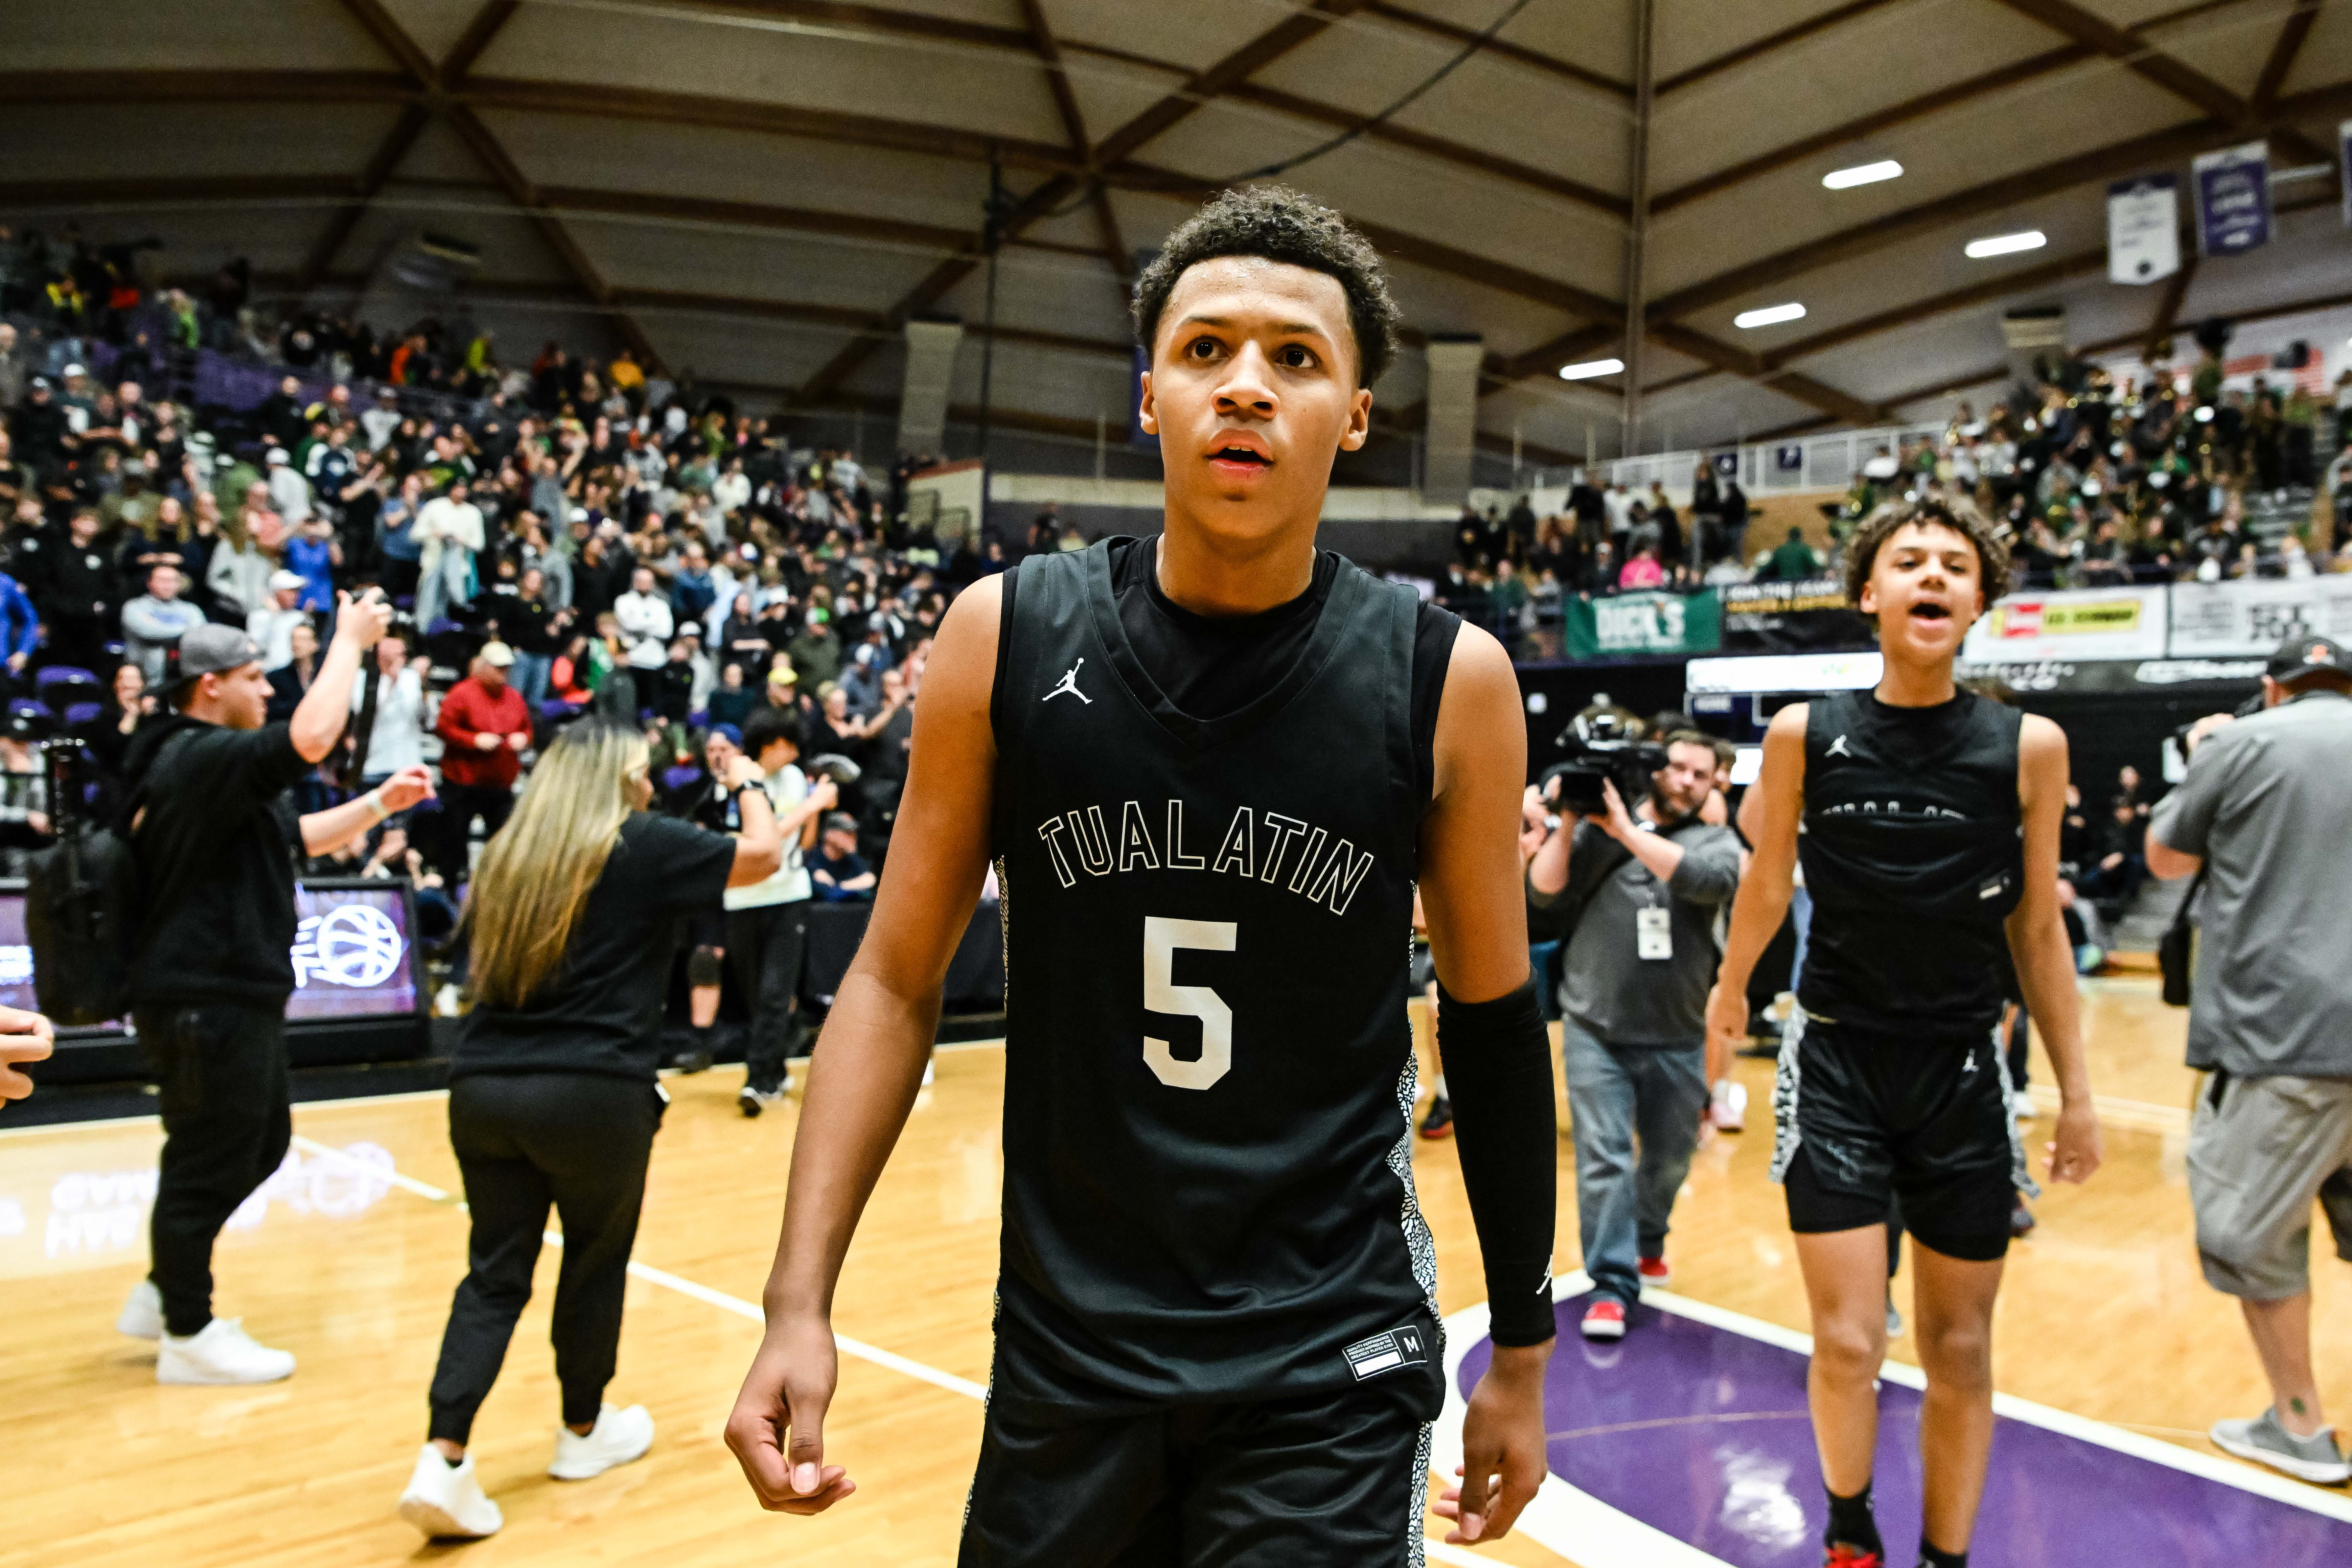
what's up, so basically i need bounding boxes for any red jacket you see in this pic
[435,677,530,789]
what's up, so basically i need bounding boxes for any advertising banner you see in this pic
[1686,651,1883,696]
[2166,577,2352,658]
[2192,141,2273,258]
[2107,174,2180,284]
[1562,589,1721,660]
[1955,657,2267,695]
[1720,575,1871,653]
[1962,586,2168,662]
[0,881,419,1026]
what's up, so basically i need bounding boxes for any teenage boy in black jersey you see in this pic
[1706,499,2102,1568]
[725,187,1557,1565]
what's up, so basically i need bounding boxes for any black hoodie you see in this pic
[125,713,313,1006]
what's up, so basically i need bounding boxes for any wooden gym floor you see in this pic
[3,976,2346,1567]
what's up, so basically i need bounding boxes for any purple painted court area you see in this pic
[1458,1294,2352,1567]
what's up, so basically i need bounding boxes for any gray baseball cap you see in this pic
[162,623,264,692]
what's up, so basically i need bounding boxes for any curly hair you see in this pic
[1130,185,1400,387]
[1841,496,2012,621]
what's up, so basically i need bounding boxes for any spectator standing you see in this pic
[612,566,673,716]
[1767,527,1821,582]
[350,632,427,790]
[246,570,311,671]
[415,479,484,630]
[121,564,205,684]
[264,621,320,723]
[2147,634,2352,1486]
[1526,736,1742,1338]
[787,609,843,688]
[500,566,564,709]
[264,447,311,527]
[37,508,117,670]
[206,520,273,623]
[431,642,531,881]
[723,707,834,1114]
[376,471,426,602]
[111,604,432,1385]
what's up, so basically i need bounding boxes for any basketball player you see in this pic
[1706,498,2101,1568]
[726,186,1559,1564]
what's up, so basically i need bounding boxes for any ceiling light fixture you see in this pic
[1734,303,1807,329]
[1823,159,1903,189]
[1559,357,1625,380]
[1965,230,2047,259]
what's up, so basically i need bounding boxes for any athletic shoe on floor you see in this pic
[157,1318,295,1385]
[1822,1547,1883,1567]
[1418,1094,1454,1140]
[1885,1301,1903,1339]
[739,1085,785,1118]
[1580,1299,1627,1341]
[397,1445,504,1539]
[671,1050,713,1074]
[550,1403,655,1481]
[1710,1080,1747,1132]
[2210,1408,2352,1484]
[117,1278,163,1340]
[2010,1198,2037,1237]
[1637,1256,1671,1287]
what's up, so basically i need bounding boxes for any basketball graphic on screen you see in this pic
[311,905,406,990]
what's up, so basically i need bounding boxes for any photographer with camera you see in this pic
[2147,633,2352,1485]
[1526,724,1742,1342]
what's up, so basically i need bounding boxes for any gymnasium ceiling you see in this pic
[5,0,2351,466]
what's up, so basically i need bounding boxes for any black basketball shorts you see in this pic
[958,1319,1444,1568]
[1770,1009,2034,1263]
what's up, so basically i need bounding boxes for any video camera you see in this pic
[1542,711,1667,818]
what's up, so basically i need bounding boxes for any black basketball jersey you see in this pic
[1797,687,2024,1040]
[987,539,1438,1402]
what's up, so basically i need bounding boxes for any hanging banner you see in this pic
[2192,140,2273,258]
[1961,586,2168,662]
[1561,590,1722,660]
[2107,174,2180,284]
[1720,575,1872,653]
[2167,577,2352,658]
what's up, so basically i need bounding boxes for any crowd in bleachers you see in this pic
[0,225,1008,898]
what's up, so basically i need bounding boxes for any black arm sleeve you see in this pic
[1434,975,1559,1346]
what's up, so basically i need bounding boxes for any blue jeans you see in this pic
[1562,1017,1709,1308]
[510,651,552,710]
[414,549,471,631]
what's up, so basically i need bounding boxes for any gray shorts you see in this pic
[2186,1071,2352,1300]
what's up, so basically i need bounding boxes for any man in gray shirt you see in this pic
[2149,633,2352,1485]
[1528,730,1743,1340]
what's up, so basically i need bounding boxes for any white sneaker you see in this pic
[738,1085,785,1118]
[921,1060,935,1087]
[397,1445,504,1539]
[1710,1080,1747,1132]
[156,1318,295,1385]
[117,1278,163,1340]
[549,1403,654,1480]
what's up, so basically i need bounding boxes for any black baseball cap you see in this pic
[2268,634,2348,684]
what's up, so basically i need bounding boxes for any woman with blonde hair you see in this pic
[397,716,782,1541]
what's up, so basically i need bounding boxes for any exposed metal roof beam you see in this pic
[1357,1,1630,100]
[1656,0,1903,98]
[2251,0,2321,110]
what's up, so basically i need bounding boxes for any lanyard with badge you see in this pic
[1631,821,1673,961]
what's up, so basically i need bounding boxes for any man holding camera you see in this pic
[1527,731,1742,1341]
[2147,633,2352,1484]
[114,600,433,1385]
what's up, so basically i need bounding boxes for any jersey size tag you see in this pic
[1636,906,1673,961]
[1342,1324,1429,1382]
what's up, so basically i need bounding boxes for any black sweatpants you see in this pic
[726,900,810,1094]
[138,1000,292,1338]
[426,1071,663,1445]
[431,780,515,882]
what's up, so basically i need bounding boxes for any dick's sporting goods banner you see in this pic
[2167,577,2352,657]
[1562,589,1722,659]
[1962,586,2169,663]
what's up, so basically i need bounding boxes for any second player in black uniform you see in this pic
[1708,499,2101,1568]
[726,188,1560,1564]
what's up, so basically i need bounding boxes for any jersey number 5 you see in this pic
[1142,916,1237,1090]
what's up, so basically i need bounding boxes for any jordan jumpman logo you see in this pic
[1044,659,1092,704]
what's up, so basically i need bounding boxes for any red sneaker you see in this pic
[1580,1299,1627,1341]
[1637,1256,1672,1287]
[1823,1546,1883,1567]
